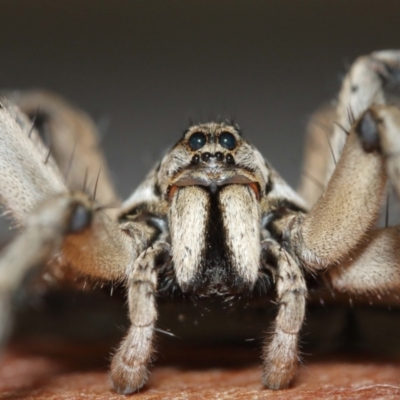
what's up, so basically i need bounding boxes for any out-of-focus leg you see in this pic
[6,90,120,214]
[297,104,336,207]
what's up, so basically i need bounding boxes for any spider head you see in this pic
[155,122,271,293]
[158,122,267,200]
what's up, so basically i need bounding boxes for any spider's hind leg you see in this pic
[0,194,94,345]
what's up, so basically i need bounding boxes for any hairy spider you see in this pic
[0,50,400,394]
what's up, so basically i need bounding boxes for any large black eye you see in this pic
[188,132,206,150]
[219,132,236,150]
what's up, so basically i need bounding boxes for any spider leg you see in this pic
[297,104,336,207]
[261,239,306,390]
[327,50,400,182]
[0,97,134,279]
[293,110,387,269]
[326,106,400,296]
[371,104,400,199]
[299,50,400,211]
[110,240,170,394]
[0,194,94,345]
[294,55,400,268]
[0,97,138,345]
[295,97,400,271]
[6,90,120,212]
[326,227,400,296]
[0,97,67,224]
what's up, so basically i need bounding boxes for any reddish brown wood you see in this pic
[1,339,400,400]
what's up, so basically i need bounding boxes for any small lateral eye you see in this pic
[68,204,92,233]
[188,132,206,150]
[219,132,236,150]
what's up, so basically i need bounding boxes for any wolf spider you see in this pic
[0,50,400,394]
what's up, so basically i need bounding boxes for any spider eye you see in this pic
[188,132,206,150]
[219,132,236,150]
[68,204,92,233]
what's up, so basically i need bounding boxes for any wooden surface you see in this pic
[1,339,400,399]
[2,291,400,399]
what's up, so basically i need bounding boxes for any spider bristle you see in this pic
[325,130,337,166]
[28,108,39,138]
[82,167,89,193]
[184,114,204,131]
[44,144,52,164]
[385,185,390,228]
[93,167,102,201]
[347,106,356,125]
[309,117,332,133]
[64,138,78,183]
[154,327,180,339]
[181,127,190,138]
[207,111,216,123]
[94,203,120,212]
[333,122,350,136]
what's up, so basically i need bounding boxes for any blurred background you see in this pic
[0,0,400,229]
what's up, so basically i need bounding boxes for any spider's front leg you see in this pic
[260,107,386,391]
[327,50,400,182]
[110,240,170,394]
[293,113,387,270]
[261,239,306,390]
[294,50,400,270]
[325,106,400,296]
[374,104,400,198]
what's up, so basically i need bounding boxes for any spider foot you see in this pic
[110,356,149,394]
[262,330,298,390]
[110,324,154,394]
